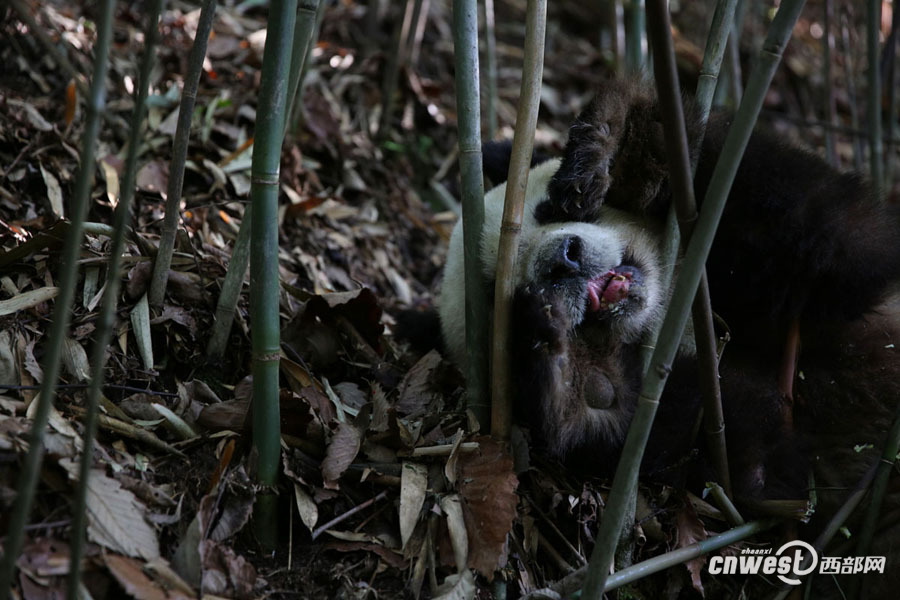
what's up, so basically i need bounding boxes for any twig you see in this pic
[311,490,389,539]
[410,442,479,456]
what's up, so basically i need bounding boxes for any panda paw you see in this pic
[512,284,571,355]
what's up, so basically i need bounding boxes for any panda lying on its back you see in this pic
[438,79,900,587]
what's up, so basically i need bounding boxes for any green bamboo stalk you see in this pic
[848,403,900,599]
[823,0,838,166]
[66,2,165,597]
[867,0,884,198]
[623,0,645,73]
[483,0,499,140]
[646,0,732,498]
[250,0,298,551]
[210,0,321,359]
[696,0,740,125]
[884,3,900,187]
[206,206,252,358]
[771,464,878,600]
[149,0,217,309]
[452,0,489,428]
[580,1,806,596]
[289,0,325,136]
[490,0,546,441]
[283,0,321,142]
[523,519,778,599]
[707,482,744,526]
[0,0,116,596]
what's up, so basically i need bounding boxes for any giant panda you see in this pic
[438,78,900,596]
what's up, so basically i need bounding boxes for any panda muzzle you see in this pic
[586,266,637,312]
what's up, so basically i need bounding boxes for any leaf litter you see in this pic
[0,0,860,598]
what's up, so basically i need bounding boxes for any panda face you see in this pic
[518,209,663,349]
[438,158,666,458]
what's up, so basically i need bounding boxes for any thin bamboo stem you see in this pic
[490,0,546,441]
[848,403,900,599]
[283,0,321,143]
[884,1,900,187]
[648,0,733,499]
[581,1,807,595]
[0,1,116,596]
[523,519,778,599]
[65,3,165,598]
[483,0,499,139]
[206,206,252,358]
[250,0,298,550]
[624,0,645,73]
[149,0,217,309]
[452,0,490,428]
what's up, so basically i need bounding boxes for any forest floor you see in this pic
[0,0,888,598]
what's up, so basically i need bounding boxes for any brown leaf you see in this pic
[395,350,442,418]
[457,436,518,579]
[105,554,192,600]
[676,499,708,596]
[198,540,257,599]
[136,160,169,196]
[321,420,362,488]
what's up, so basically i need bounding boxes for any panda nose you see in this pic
[550,235,583,276]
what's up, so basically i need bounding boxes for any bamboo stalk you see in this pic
[581,1,807,595]
[695,0,741,124]
[65,3,165,598]
[646,0,733,498]
[149,0,217,309]
[206,206,252,358]
[283,0,321,142]
[452,0,489,428]
[490,0,546,441]
[523,519,778,599]
[623,0,645,73]
[885,2,900,188]
[848,404,900,599]
[867,0,884,198]
[0,0,116,596]
[483,0,499,140]
[771,464,879,600]
[250,0,298,550]
[288,0,326,135]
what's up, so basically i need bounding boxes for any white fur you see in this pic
[439,159,665,366]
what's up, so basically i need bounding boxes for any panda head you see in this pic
[437,157,666,393]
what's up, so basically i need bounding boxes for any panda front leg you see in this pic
[508,283,582,458]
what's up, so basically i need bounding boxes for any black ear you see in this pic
[481,140,553,189]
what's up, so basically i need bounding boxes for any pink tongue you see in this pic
[587,280,604,312]
[587,271,632,312]
[603,275,631,303]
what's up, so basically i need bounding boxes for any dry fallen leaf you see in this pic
[399,462,428,550]
[457,436,518,579]
[321,420,362,488]
[676,499,709,596]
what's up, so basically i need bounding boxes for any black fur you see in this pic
[481,140,553,189]
[512,78,900,598]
